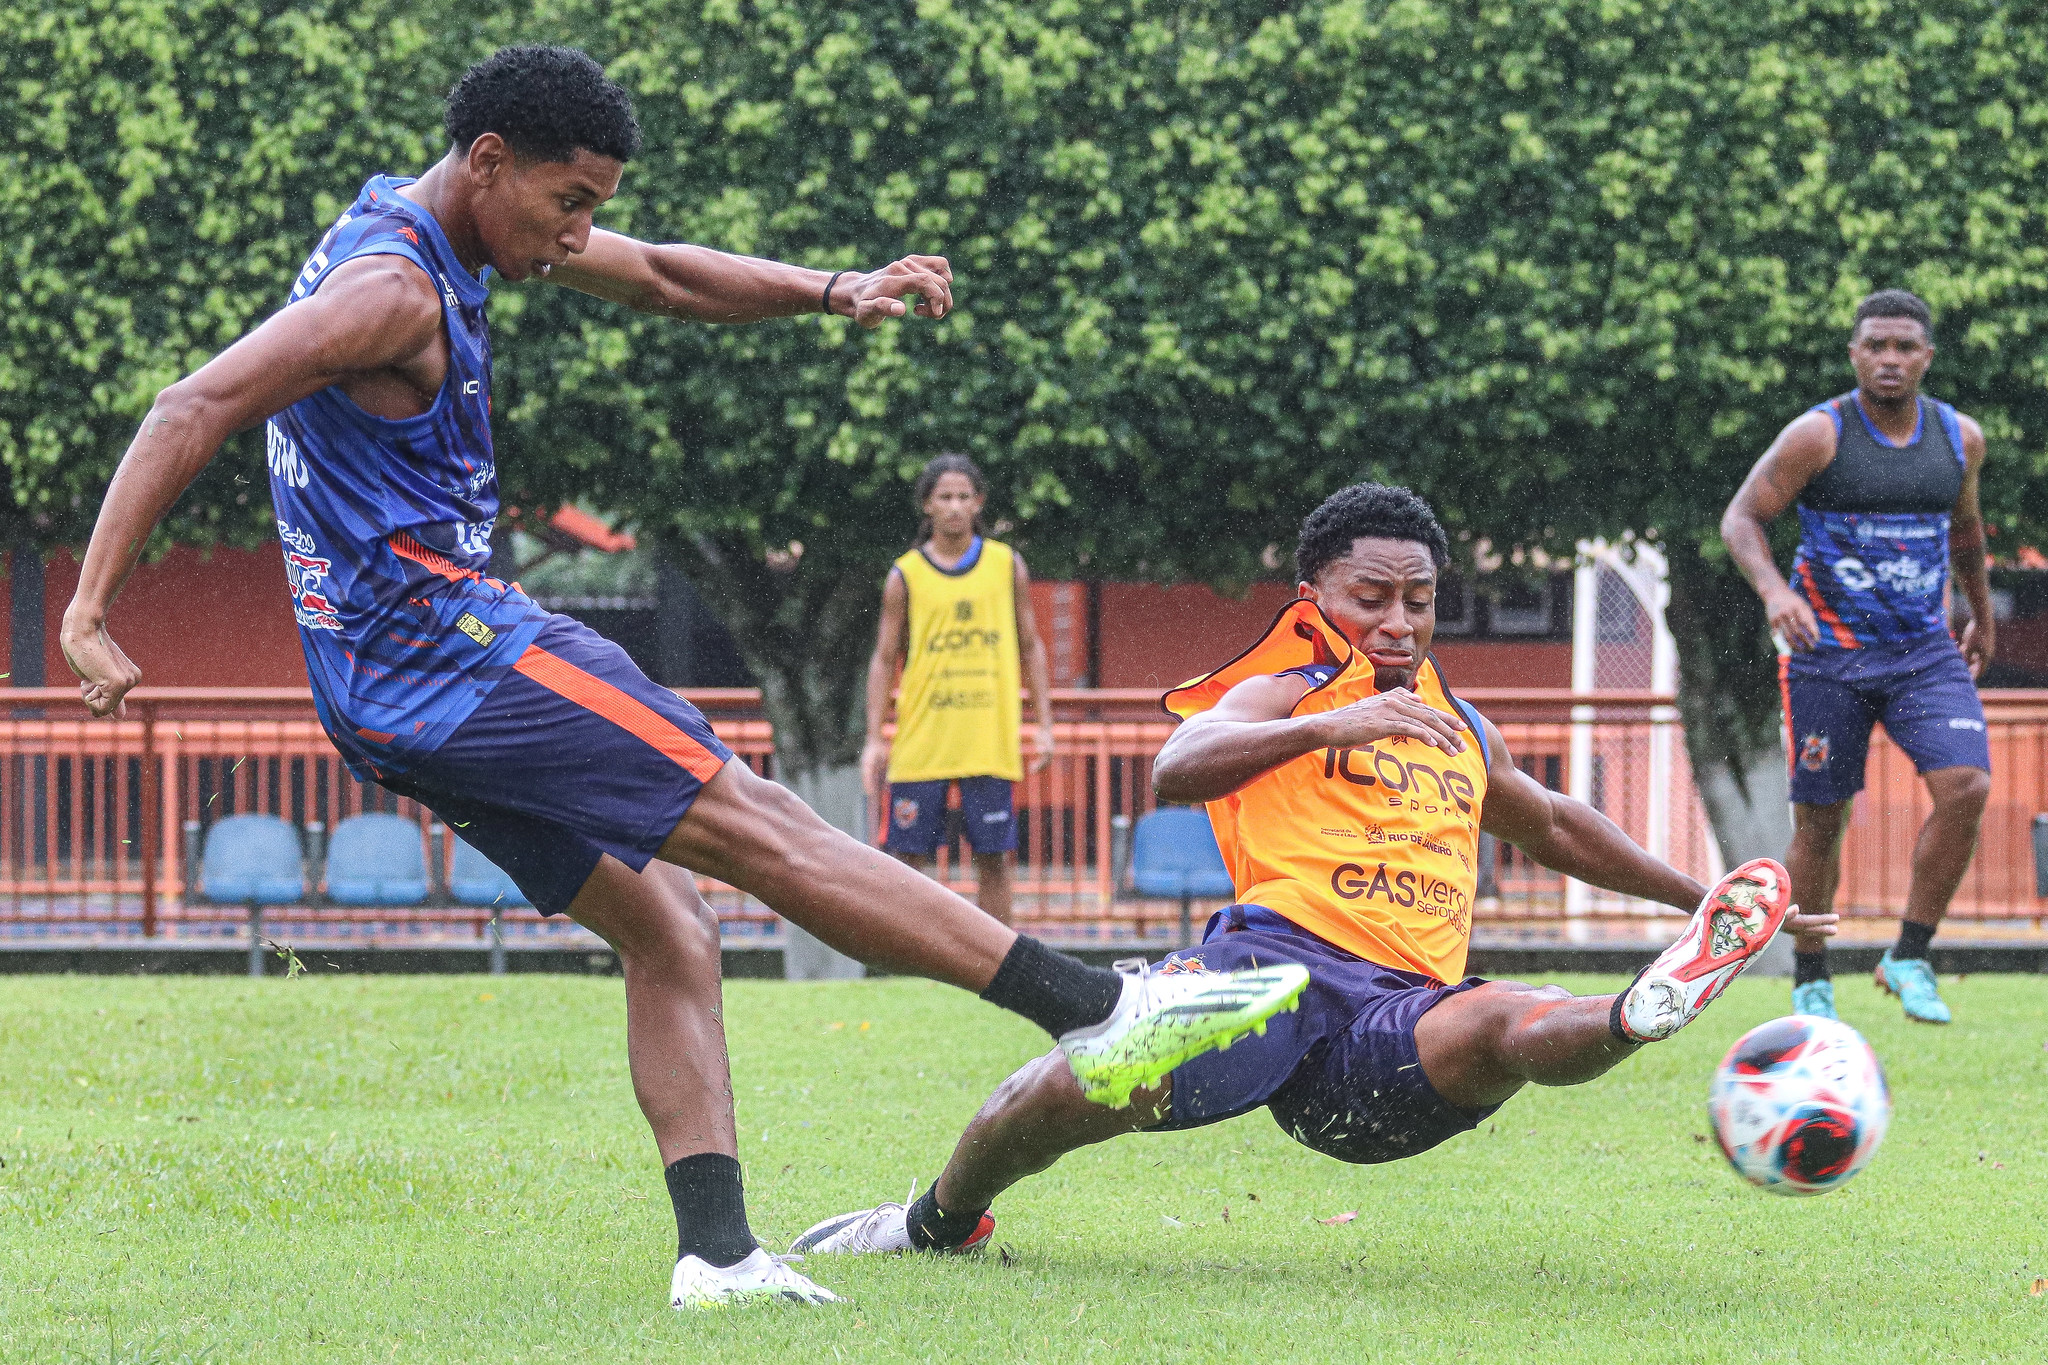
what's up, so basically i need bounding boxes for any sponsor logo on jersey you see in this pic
[265,421,310,488]
[453,613,497,647]
[1329,860,1471,935]
[1799,732,1830,772]
[1320,745,1477,821]
[921,624,1004,654]
[277,521,341,631]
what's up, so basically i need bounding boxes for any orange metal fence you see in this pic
[0,686,2041,943]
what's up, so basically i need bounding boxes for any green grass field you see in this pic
[1,970,2043,1363]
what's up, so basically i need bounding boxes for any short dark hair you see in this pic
[1852,289,1933,344]
[1296,483,1451,584]
[444,46,641,164]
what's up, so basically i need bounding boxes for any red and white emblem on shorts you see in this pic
[892,798,921,829]
[1799,733,1830,772]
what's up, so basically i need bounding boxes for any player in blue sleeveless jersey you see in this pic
[56,46,1308,1309]
[1722,289,1993,1026]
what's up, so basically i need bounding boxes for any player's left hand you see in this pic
[1960,615,1994,678]
[840,256,952,327]
[1034,721,1055,774]
[1785,903,1839,939]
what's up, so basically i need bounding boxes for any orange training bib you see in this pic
[1163,599,1490,983]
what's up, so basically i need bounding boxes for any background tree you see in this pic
[7,0,2047,854]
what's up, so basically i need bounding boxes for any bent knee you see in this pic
[1937,767,1992,812]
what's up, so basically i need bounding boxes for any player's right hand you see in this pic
[842,256,953,327]
[1766,586,1820,652]
[1314,689,1467,756]
[59,610,141,719]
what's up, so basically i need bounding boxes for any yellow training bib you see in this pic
[888,538,1023,783]
[1164,598,1491,983]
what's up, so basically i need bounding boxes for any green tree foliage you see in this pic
[6,0,2047,817]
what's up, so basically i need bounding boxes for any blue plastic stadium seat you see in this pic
[200,814,305,905]
[1130,806,1236,900]
[450,836,531,908]
[324,813,430,906]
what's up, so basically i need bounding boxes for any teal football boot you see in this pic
[1790,978,1838,1020]
[1875,951,1952,1024]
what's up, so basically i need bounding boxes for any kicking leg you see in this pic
[1414,981,1641,1110]
[792,1051,1161,1254]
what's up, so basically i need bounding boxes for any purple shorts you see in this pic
[1782,631,1988,806]
[1152,904,1497,1164]
[884,776,1017,856]
[379,614,734,915]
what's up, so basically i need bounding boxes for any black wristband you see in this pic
[821,269,848,316]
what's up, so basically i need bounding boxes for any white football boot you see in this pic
[669,1248,844,1309]
[1617,857,1793,1043]
[791,1184,996,1256]
[1058,957,1310,1107]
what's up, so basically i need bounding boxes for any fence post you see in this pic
[304,821,326,907]
[427,821,448,905]
[489,905,506,976]
[182,820,202,903]
[140,701,159,937]
[248,902,264,978]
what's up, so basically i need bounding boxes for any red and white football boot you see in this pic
[1617,858,1793,1043]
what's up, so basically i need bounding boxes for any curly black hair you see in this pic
[1295,483,1451,584]
[444,46,641,164]
[1853,288,1933,344]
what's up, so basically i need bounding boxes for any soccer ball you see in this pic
[1708,1014,1891,1196]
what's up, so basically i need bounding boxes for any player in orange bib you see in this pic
[794,483,1840,1256]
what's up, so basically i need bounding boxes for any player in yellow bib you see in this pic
[799,484,1839,1257]
[863,454,1055,925]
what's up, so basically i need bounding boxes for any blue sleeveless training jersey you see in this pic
[265,175,548,778]
[1789,393,1966,652]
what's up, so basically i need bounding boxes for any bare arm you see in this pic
[1013,552,1054,772]
[1153,674,1468,805]
[1719,410,1837,652]
[60,258,444,717]
[1477,718,1705,910]
[1949,414,1994,677]
[550,230,952,328]
[860,567,911,815]
[1477,717,1838,936]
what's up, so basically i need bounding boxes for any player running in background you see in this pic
[861,454,1055,926]
[1721,289,1992,1024]
[795,484,1840,1257]
[57,46,1307,1309]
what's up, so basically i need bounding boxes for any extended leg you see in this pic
[661,761,1017,990]
[1413,981,1639,1110]
[932,1053,1162,1216]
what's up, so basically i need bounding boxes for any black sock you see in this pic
[978,935,1124,1038]
[1608,988,1634,1043]
[1893,920,1936,962]
[1793,951,1831,986]
[906,1183,986,1251]
[664,1153,757,1268]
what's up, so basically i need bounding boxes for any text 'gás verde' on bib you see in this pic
[887,537,1023,783]
[1163,598,1491,984]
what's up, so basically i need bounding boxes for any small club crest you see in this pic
[1799,733,1830,772]
[893,798,921,829]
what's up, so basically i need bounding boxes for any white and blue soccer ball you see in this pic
[1708,1014,1891,1196]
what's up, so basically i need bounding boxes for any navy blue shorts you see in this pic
[379,614,735,915]
[1782,631,1988,806]
[1153,904,1498,1164]
[885,776,1017,856]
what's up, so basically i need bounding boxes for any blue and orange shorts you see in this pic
[1781,630,1989,806]
[379,614,734,914]
[1152,904,1498,1164]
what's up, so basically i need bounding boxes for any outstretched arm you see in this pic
[61,258,444,717]
[1719,410,1836,652]
[1950,414,1993,677]
[549,229,952,328]
[1477,717,1838,936]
